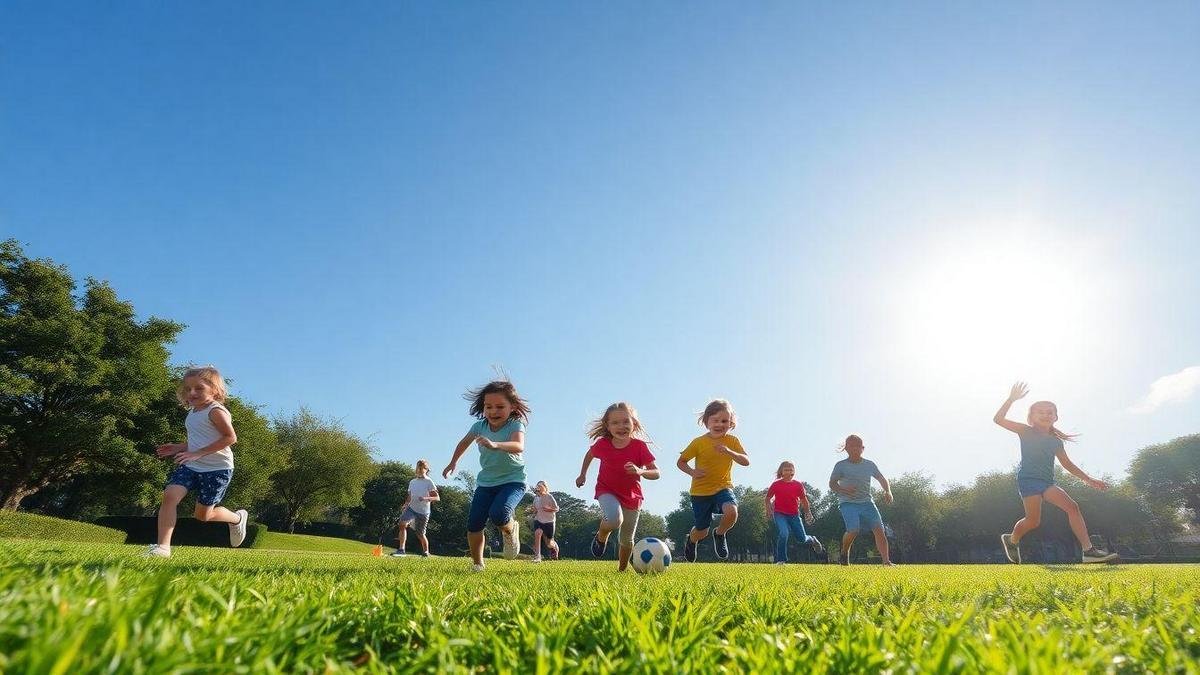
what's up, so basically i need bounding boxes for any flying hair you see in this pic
[698,399,737,429]
[1027,401,1077,442]
[464,380,531,423]
[586,402,647,441]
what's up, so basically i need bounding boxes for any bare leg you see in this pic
[1010,495,1043,543]
[468,531,485,565]
[617,544,633,571]
[714,503,739,535]
[872,525,892,565]
[193,503,241,524]
[841,530,858,557]
[598,518,619,544]
[1043,486,1093,549]
[397,521,410,552]
[157,485,187,548]
[416,533,428,554]
[532,528,543,557]
[689,527,710,543]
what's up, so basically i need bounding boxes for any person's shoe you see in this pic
[881,560,896,567]
[808,536,826,557]
[713,532,729,560]
[1001,533,1021,564]
[471,562,485,572]
[390,550,406,557]
[531,555,542,563]
[143,544,171,558]
[502,521,520,560]
[420,551,430,558]
[229,509,249,547]
[1082,547,1118,564]
[683,538,697,563]
[590,535,607,558]
[838,552,849,566]
[549,544,559,560]
[774,560,786,565]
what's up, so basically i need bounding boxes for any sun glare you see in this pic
[893,236,1099,386]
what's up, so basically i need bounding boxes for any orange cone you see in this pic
[371,544,383,557]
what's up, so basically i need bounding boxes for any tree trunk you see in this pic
[1,486,36,511]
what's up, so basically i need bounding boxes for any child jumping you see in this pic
[147,366,249,558]
[527,480,559,562]
[576,402,660,571]
[766,461,825,564]
[676,399,749,562]
[994,382,1117,564]
[391,459,439,558]
[442,380,530,572]
[829,434,894,566]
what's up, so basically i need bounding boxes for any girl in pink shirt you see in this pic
[765,461,826,564]
[575,402,660,571]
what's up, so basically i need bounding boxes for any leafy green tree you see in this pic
[0,240,181,510]
[1129,434,1200,526]
[350,461,416,543]
[269,409,377,533]
[879,472,942,562]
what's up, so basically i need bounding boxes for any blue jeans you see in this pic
[467,482,526,533]
[773,513,810,562]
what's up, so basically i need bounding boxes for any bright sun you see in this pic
[893,236,1100,386]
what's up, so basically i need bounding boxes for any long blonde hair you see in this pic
[587,402,646,440]
[175,366,228,407]
[1028,401,1077,442]
[775,461,795,479]
[698,399,737,429]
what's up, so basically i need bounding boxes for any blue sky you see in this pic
[3,2,1197,516]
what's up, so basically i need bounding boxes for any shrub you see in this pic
[0,511,127,544]
[95,515,265,548]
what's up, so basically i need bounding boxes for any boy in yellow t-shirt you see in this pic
[676,399,749,562]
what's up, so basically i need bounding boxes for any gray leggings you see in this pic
[597,493,640,548]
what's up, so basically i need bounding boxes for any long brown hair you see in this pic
[775,461,795,479]
[464,380,531,423]
[586,402,646,441]
[1027,401,1077,441]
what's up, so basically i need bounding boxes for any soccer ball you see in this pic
[631,537,671,574]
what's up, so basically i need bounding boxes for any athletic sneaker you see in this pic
[229,509,249,547]
[420,551,430,558]
[531,555,542,563]
[590,535,607,558]
[838,552,849,566]
[390,550,406,557]
[143,544,171,558]
[774,561,786,565]
[471,562,485,572]
[808,536,826,558]
[502,521,520,560]
[713,532,729,560]
[683,538,698,563]
[1082,547,1118,564]
[1000,534,1021,564]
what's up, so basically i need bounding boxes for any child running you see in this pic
[575,402,660,571]
[147,366,249,557]
[442,380,530,572]
[391,459,439,558]
[527,480,559,562]
[765,461,825,564]
[676,399,749,562]
[829,434,894,566]
[994,382,1118,564]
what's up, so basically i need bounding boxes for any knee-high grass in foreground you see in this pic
[1,539,1197,673]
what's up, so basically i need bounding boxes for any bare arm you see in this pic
[442,431,477,479]
[481,431,524,455]
[764,490,774,518]
[576,448,596,487]
[874,470,893,504]
[677,455,702,478]
[994,382,1031,434]
[800,496,813,519]
[638,460,661,480]
[174,408,236,463]
[1056,450,1108,489]
[425,486,440,503]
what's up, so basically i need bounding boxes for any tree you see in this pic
[269,409,376,533]
[350,461,416,543]
[1129,434,1200,526]
[220,397,286,509]
[0,240,182,510]
[879,472,942,562]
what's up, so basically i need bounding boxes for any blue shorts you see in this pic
[839,501,883,532]
[1017,477,1054,498]
[690,488,737,530]
[166,465,232,506]
[467,482,526,533]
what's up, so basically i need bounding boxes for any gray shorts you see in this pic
[597,493,640,548]
[401,507,429,536]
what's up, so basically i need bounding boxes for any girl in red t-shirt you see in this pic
[575,402,661,571]
[765,461,826,564]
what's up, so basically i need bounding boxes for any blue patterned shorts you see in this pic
[166,465,233,506]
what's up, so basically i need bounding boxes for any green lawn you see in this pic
[1,538,1197,673]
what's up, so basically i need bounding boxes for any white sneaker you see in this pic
[390,550,406,557]
[1082,547,1118,564]
[502,521,520,560]
[144,544,171,558]
[229,509,249,547]
[531,555,542,563]
[471,562,486,572]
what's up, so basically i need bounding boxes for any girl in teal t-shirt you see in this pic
[442,380,531,572]
[993,382,1117,564]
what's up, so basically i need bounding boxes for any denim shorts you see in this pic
[690,488,737,530]
[166,465,233,506]
[400,507,429,535]
[1017,477,1054,498]
[838,501,883,532]
[467,481,526,532]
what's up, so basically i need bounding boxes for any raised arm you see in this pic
[994,381,1031,434]
[1056,449,1108,490]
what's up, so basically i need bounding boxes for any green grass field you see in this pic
[2,539,1197,674]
